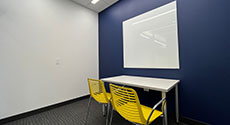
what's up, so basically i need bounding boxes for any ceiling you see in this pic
[72,0,119,13]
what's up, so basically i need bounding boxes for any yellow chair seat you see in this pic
[86,78,111,125]
[93,92,111,103]
[106,93,111,99]
[116,102,162,124]
[109,84,163,125]
[141,105,163,124]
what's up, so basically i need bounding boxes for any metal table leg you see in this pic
[175,84,179,123]
[162,92,167,125]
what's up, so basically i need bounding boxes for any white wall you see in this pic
[0,0,98,119]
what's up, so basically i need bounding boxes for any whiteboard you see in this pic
[123,1,179,69]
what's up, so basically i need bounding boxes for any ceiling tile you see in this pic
[97,0,115,12]
[97,3,110,12]
[71,0,119,13]
[72,0,90,6]
[87,0,108,12]
[103,0,118,5]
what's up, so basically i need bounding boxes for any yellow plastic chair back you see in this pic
[88,78,109,104]
[109,84,146,124]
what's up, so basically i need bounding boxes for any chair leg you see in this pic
[106,103,110,125]
[102,104,107,116]
[85,96,92,125]
[109,108,114,125]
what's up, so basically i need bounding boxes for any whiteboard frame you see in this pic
[122,1,180,69]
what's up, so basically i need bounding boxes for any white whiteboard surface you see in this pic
[123,1,179,69]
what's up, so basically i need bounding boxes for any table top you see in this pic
[101,75,179,92]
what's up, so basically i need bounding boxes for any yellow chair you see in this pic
[109,84,166,125]
[85,78,111,125]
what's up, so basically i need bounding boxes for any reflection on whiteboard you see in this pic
[123,1,179,69]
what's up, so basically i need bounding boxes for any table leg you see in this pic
[162,92,167,125]
[175,84,179,123]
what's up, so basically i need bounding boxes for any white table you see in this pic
[101,75,180,125]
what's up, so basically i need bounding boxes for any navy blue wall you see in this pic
[99,0,229,124]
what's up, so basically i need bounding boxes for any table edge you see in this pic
[101,78,180,92]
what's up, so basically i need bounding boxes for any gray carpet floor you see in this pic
[3,97,186,125]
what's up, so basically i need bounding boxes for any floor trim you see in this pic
[0,95,89,124]
[1,95,209,125]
